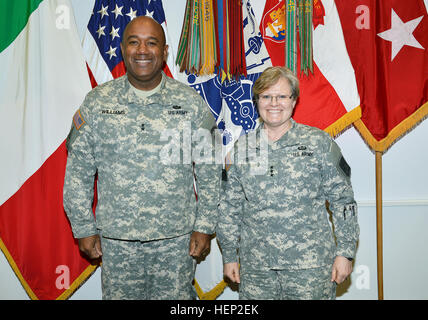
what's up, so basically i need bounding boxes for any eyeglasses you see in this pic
[258,94,293,104]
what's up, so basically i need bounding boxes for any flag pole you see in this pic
[375,151,384,300]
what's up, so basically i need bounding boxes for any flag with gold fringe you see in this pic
[336,0,428,152]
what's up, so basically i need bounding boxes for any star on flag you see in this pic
[377,9,425,61]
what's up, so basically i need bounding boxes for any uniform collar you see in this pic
[123,72,169,106]
[257,118,298,149]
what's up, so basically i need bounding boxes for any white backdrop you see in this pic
[1,0,427,300]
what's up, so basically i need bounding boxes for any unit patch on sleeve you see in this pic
[73,109,85,130]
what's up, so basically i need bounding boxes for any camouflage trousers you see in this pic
[100,233,196,300]
[239,265,336,300]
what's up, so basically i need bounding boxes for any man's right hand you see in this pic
[78,234,102,259]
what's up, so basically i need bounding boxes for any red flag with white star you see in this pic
[336,0,428,151]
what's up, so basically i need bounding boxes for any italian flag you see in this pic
[0,0,94,299]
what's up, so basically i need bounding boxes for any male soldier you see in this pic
[63,16,220,299]
[216,66,359,299]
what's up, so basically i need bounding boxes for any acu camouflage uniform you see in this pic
[216,119,359,299]
[63,73,220,299]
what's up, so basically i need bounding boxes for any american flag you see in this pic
[83,0,175,87]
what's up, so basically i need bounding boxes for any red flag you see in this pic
[260,0,361,136]
[336,0,428,151]
[0,145,96,300]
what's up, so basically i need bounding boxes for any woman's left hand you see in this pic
[331,256,353,284]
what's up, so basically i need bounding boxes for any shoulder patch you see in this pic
[73,109,85,130]
[328,140,351,178]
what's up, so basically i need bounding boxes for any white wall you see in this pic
[1,0,427,300]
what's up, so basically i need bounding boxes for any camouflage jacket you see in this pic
[217,120,359,270]
[63,73,220,241]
